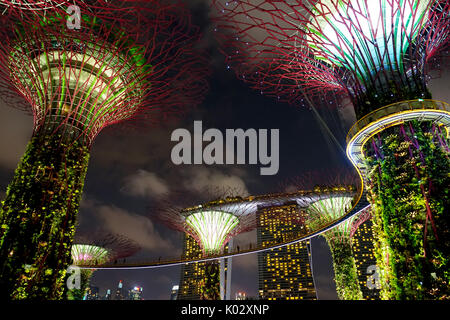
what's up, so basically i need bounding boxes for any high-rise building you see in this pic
[170,285,179,300]
[351,219,381,300]
[114,280,125,300]
[177,235,231,300]
[257,202,316,300]
[104,289,112,300]
[128,286,144,300]
[178,234,204,300]
[85,286,99,300]
[235,291,247,300]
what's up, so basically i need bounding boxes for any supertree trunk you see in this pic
[212,0,450,300]
[200,260,221,300]
[66,269,94,300]
[326,236,363,300]
[365,120,450,299]
[0,127,90,300]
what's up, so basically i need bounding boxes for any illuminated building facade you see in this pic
[178,234,232,300]
[104,289,111,300]
[170,285,179,300]
[114,280,125,300]
[85,286,99,300]
[128,286,143,300]
[351,219,381,300]
[257,202,316,300]
[235,292,247,300]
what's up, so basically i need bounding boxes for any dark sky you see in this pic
[0,1,448,300]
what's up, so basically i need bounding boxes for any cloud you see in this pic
[181,167,249,196]
[120,166,250,205]
[94,204,175,253]
[122,170,170,198]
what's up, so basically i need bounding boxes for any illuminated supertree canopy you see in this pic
[71,244,109,265]
[153,188,257,255]
[213,0,450,299]
[212,0,449,115]
[66,233,140,300]
[0,1,209,300]
[151,187,257,300]
[184,210,240,255]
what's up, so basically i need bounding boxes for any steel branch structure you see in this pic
[0,1,120,22]
[0,1,209,300]
[152,187,257,300]
[290,169,368,300]
[213,0,450,299]
[151,185,361,299]
[67,233,140,300]
[212,0,449,116]
[0,1,83,13]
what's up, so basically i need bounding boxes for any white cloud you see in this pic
[94,204,175,252]
[182,167,249,197]
[122,170,170,198]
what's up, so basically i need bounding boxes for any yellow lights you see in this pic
[258,203,316,300]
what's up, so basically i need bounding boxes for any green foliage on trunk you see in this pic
[0,129,90,300]
[66,269,94,300]
[365,120,450,299]
[325,235,363,300]
[200,260,221,300]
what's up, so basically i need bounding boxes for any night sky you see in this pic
[0,1,448,300]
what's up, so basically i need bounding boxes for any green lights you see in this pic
[308,0,431,81]
[71,244,110,266]
[9,39,145,143]
[308,196,353,222]
[185,210,240,255]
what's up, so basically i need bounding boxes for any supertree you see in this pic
[0,1,209,299]
[212,0,450,299]
[287,169,367,300]
[151,187,257,300]
[308,198,373,300]
[66,233,140,300]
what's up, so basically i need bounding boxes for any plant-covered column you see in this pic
[66,269,93,300]
[200,260,221,300]
[324,232,363,300]
[0,128,90,300]
[305,195,364,300]
[365,187,394,300]
[365,120,450,299]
